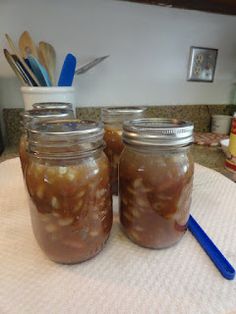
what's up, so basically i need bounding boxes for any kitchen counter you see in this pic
[192,144,236,181]
[1,143,233,180]
[191,144,225,173]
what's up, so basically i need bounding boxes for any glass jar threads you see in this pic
[119,118,194,249]
[19,108,75,175]
[25,120,112,264]
[32,102,75,116]
[101,107,146,194]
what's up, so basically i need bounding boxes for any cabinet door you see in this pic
[124,0,236,15]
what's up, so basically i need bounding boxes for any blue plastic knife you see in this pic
[58,53,77,86]
[188,215,235,280]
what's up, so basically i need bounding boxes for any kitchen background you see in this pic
[1,0,236,144]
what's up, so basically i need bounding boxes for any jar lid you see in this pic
[123,118,194,147]
[101,107,146,124]
[27,119,104,158]
[32,102,74,112]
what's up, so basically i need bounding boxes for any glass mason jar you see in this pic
[25,120,113,264]
[19,107,75,175]
[101,107,146,195]
[119,118,194,249]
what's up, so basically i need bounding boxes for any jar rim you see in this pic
[32,102,74,111]
[123,118,194,147]
[28,119,103,138]
[21,108,74,121]
[101,106,146,123]
[27,119,104,159]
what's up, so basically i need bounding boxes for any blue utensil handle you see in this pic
[27,55,51,86]
[58,53,76,87]
[188,215,235,280]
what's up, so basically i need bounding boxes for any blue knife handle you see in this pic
[188,215,235,280]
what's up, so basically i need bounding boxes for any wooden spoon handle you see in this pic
[38,41,56,86]
[19,31,38,59]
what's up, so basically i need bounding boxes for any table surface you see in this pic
[0,158,236,314]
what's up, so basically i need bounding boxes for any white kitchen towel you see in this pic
[0,157,236,314]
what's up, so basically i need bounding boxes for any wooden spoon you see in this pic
[18,31,38,59]
[38,41,56,85]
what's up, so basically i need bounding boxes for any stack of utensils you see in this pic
[3,31,109,87]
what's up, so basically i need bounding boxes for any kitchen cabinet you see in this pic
[123,0,236,15]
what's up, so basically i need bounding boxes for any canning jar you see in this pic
[101,107,146,194]
[25,119,112,264]
[119,118,194,249]
[19,107,75,175]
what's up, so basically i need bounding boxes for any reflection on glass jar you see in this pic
[101,107,146,195]
[19,107,75,175]
[25,120,112,264]
[119,118,194,249]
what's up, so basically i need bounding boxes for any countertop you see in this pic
[192,144,236,181]
[0,144,233,180]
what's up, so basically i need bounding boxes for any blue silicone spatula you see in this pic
[58,53,77,86]
[188,215,235,280]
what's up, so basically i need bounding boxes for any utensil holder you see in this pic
[21,86,76,111]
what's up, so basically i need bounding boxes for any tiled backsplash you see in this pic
[3,104,236,146]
